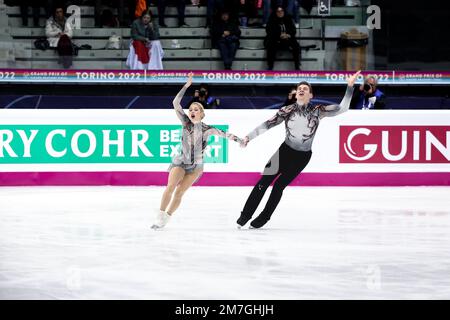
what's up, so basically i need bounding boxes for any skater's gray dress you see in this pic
[169,85,244,174]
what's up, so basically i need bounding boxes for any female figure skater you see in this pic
[236,70,361,229]
[152,72,245,229]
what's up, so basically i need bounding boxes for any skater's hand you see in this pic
[241,136,250,147]
[185,72,194,88]
[347,70,361,87]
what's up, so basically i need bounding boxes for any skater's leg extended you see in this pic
[237,146,283,227]
[160,167,185,212]
[251,171,299,226]
[251,150,312,228]
[153,167,186,229]
[237,174,277,226]
[166,169,203,215]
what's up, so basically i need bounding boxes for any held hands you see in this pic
[230,134,247,148]
[347,70,361,87]
[240,136,250,148]
[185,71,194,88]
[228,134,248,148]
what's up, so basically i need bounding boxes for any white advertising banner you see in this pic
[1,109,449,186]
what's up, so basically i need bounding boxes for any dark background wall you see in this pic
[374,0,450,70]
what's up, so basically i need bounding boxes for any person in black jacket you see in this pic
[211,10,241,70]
[264,6,301,70]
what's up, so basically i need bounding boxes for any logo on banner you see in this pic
[340,126,450,163]
[0,125,229,164]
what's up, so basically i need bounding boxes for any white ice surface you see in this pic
[1,186,450,299]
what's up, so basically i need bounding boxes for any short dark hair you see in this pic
[141,9,153,19]
[297,81,313,94]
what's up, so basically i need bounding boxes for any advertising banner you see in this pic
[1,69,450,85]
[1,109,449,186]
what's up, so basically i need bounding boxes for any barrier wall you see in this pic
[1,109,449,186]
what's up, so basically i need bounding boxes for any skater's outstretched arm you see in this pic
[245,104,296,143]
[319,70,361,118]
[172,72,194,125]
[205,126,245,147]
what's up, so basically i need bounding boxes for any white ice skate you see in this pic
[151,210,171,229]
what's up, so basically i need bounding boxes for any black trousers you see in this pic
[57,34,74,69]
[217,37,239,69]
[241,142,312,220]
[158,0,186,26]
[19,0,52,27]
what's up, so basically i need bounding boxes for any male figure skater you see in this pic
[237,70,361,229]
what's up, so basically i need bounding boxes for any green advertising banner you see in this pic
[0,125,228,164]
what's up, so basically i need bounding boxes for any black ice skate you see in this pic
[236,212,253,228]
[249,214,270,229]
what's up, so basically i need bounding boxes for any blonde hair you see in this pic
[189,102,205,119]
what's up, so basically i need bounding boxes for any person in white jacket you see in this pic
[45,6,74,69]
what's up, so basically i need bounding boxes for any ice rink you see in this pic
[1,186,450,299]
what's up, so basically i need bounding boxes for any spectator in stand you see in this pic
[350,75,386,110]
[264,6,300,70]
[264,1,301,28]
[19,0,53,27]
[211,9,241,70]
[157,0,188,27]
[45,5,74,69]
[188,83,220,109]
[126,9,164,70]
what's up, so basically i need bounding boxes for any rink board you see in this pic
[1,109,450,186]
